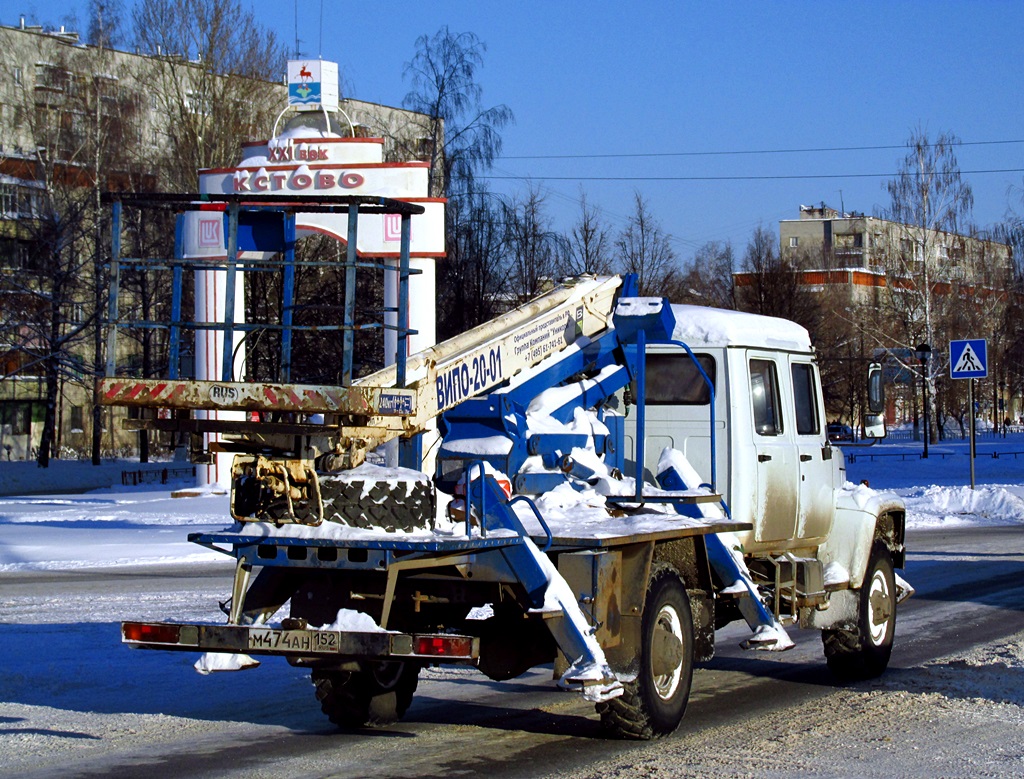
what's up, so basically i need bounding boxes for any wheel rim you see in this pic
[652,604,684,700]
[866,567,893,645]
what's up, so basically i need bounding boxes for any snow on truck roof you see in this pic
[669,304,811,352]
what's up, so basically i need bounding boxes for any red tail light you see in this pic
[415,635,473,657]
[123,622,181,644]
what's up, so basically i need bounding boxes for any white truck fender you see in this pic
[804,484,905,631]
[817,483,906,591]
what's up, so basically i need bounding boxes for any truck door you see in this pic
[789,359,835,540]
[748,355,799,543]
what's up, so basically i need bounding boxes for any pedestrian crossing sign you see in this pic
[950,339,988,379]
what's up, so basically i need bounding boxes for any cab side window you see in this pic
[646,353,716,405]
[750,359,782,436]
[791,362,820,436]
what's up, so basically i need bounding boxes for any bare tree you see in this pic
[735,225,821,332]
[615,191,677,295]
[131,0,287,190]
[504,187,563,301]
[1,30,144,466]
[559,190,613,278]
[673,240,735,308]
[437,187,510,340]
[399,28,514,340]
[876,129,978,443]
[87,0,125,48]
[401,27,513,198]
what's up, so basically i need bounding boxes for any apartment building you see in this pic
[0,20,434,460]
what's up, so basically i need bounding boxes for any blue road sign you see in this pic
[950,339,988,379]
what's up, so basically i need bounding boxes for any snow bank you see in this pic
[901,484,1024,527]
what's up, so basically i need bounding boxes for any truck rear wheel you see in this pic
[822,543,896,680]
[597,565,694,739]
[312,662,419,728]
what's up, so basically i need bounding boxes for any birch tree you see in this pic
[401,27,513,198]
[878,129,975,443]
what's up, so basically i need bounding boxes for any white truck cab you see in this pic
[631,305,843,554]
[624,304,906,662]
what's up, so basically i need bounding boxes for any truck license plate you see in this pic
[247,628,339,653]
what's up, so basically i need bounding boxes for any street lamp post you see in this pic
[915,343,932,458]
[1000,380,1007,437]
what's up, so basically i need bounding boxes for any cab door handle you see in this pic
[800,454,812,462]
[758,454,772,463]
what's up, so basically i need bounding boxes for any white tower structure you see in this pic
[181,61,445,485]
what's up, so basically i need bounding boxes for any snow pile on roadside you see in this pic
[899,484,1024,528]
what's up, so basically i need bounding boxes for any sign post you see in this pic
[950,339,988,489]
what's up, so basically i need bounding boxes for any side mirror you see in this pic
[864,363,887,439]
[864,413,886,439]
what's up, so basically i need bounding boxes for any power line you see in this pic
[481,168,1024,183]
[498,139,1024,161]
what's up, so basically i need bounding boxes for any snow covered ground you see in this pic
[1,434,1023,777]
[844,434,1024,527]
[3,434,1023,572]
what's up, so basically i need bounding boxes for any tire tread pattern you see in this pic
[312,666,419,729]
[598,563,691,740]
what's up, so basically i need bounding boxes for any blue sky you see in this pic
[8,1,1024,262]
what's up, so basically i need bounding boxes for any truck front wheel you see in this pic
[597,565,694,739]
[822,543,896,680]
[312,662,419,728]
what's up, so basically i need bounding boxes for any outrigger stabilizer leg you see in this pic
[656,450,793,651]
[467,470,624,701]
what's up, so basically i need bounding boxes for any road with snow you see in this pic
[2,438,1024,776]
[2,523,1023,778]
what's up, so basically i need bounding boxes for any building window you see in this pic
[835,233,860,249]
[13,66,22,85]
[1,403,31,436]
[69,405,84,432]
[415,136,434,160]
[185,90,212,116]
[789,237,799,248]
[0,238,30,269]
[0,184,15,217]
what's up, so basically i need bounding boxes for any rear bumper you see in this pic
[122,621,480,663]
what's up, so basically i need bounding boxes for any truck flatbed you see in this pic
[189,499,750,558]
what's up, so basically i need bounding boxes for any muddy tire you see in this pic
[312,662,419,728]
[597,565,694,739]
[823,543,896,680]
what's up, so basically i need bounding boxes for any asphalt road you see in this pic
[2,525,1023,778]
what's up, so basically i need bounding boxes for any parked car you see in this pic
[827,422,854,442]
